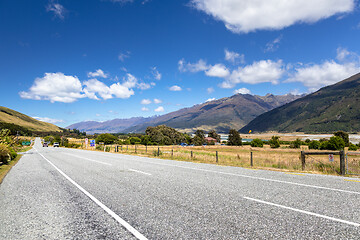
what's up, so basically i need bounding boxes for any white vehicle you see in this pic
[53,142,60,147]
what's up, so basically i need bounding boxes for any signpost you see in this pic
[90,139,95,147]
[22,141,31,146]
[329,154,334,162]
[85,138,88,148]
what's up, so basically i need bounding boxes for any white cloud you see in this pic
[87,69,108,78]
[205,64,230,78]
[154,98,162,104]
[265,35,282,52]
[33,117,64,124]
[233,88,251,95]
[109,82,134,99]
[46,2,66,20]
[225,49,244,64]
[118,51,130,61]
[287,61,360,92]
[220,60,284,88]
[141,107,149,111]
[205,98,216,103]
[137,82,151,90]
[122,73,137,88]
[178,58,209,72]
[169,85,182,91]
[141,99,152,105]
[191,0,355,33]
[151,67,162,80]
[155,106,165,112]
[19,72,85,103]
[207,87,214,94]
[83,79,112,100]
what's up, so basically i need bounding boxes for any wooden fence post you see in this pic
[158,146,160,156]
[301,151,306,170]
[135,145,137,153]
[216,151,218,163]
[250,152,253,167]
[191,151,193,159]
[340,150,345,175]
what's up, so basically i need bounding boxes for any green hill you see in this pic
[0,106,62,132]
[240,72,360,133]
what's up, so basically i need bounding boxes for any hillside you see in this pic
[123,93,301,133]
[240,72,360,133]
[0,106,61,132]
[67,117,156,134]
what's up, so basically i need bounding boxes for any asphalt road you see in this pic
[0,138,359,239]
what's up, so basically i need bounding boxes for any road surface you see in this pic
[0,138,359,239]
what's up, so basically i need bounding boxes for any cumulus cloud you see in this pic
[178,59,209,72]
[155,106,165,112]
[233,88,251,95]
[83,79,134,100]
[220,60,284,88]
[87,69,108,78]
[287,61,360,92]
[205,64,230,78]
[33,116,64,124]
[141,99,152,105]
[190,0,355,33]
[151,67,162,80]
[154,98,162,104]
[19,73,85,103]
[265,35,282,52]
[169,85,182,91]
[207,87,214,94]
[46,2,66,20]
[118,51,130,61]
[225,49,244,64]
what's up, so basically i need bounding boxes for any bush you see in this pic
[66,143,81,148]
[269,136,280,148]
[309,140,320,149]
[0,144,10,164]
[96,145,104,151]
[289,138,302,148]
[96,133,118,145]
[129,137,141,145]
[8,147,17,160]
[349,143,359,151]
[320,136,345,150]
[250,138,263,147]
[105,146,110,152]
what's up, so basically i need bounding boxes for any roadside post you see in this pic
[216,151,218,163]
[135,145,137,153]
[250,152,253,167]
[191,151,193,159]
[85,138,88,149]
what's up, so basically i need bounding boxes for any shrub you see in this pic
[0,144,10,164]
[96,145,104,151]
[309,140,320,149]
[250,138,263,147]
[320,136,345,150]
[269,136,280,148]
[289,138,302,148]
[105,146,111,152]
[8,147,17,160]
[348,143,359,151]
[129,137,141,145]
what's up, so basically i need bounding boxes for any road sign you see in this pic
[90,140,95,147]
[85,138,88,145]
[329,154,334,162]
[22,141,31,146]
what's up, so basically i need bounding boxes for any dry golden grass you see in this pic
[68,139,360,176]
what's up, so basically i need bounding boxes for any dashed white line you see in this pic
[243,196,360,227]
[129,169,152,176]
[35,149,148,240]
[63,152,112,166]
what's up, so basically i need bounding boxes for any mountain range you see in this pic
[67,93,301,134]
[240,72,360,133]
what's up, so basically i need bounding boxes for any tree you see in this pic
[208,130,221,142]
[129,137,141,145]
[309,140,320,149]
[227,129,242,146]
[145,125,186,145]
[269,136,280,148]
[289,138,302,148]
[95,133,118,145]
[333,131,349,147]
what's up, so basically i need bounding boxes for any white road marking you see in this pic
[63,152,112,166]
[129,169,152,176]
[243,196,360,227]
[35,149,148,240]
[61,149,360,195]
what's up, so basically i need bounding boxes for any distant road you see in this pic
[0,138,359,239]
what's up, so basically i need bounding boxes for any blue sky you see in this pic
[1,0,360,127]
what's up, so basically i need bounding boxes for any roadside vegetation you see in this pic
[55,127,360,176]
[0,129,33,183]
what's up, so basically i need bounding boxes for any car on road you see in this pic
[43,142,48,147]
[53,142,60,147]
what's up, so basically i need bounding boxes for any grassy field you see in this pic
[66,138,360,176]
